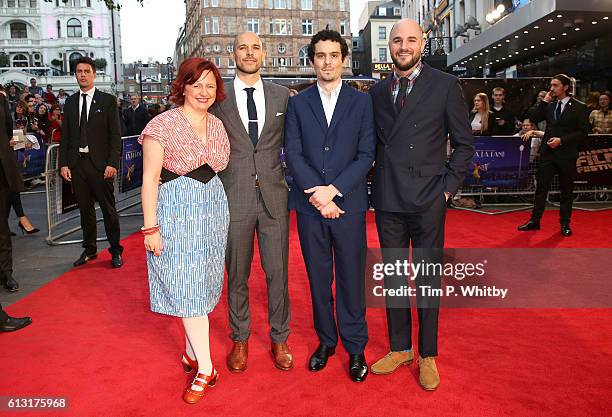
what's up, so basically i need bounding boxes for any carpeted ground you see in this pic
[1,210,611,417]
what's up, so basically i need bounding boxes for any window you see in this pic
[270,19,291,35]
[247,18,259,34]
[214,56,221,67]
[300,0,311,10]
[87,0,92,6]
[340,21,346,36]
[301,19,312,35]
[228,58,235,68]
[246,0,258,8]
[299,45,309,66]
[339,0,345,11]
[12,54,29,67]
[269,0,290,8]
[30,0,37,7]
[202,0,208,5]
[352,40,358,48]
[10,22,27,39]
[211,0,218,6]
[379,48,387,62]
[68,52,82,73]
[212,16,219,34]
[378,26,386,40]
[56,20,61,37]
[353,60,360,69]
[204,17,210,34]
[87,20,93,37]
[18,0,26,6]
[67,18,82,37]
[226,43,234,53]
[378,7,386,16]
[394,7,401,16]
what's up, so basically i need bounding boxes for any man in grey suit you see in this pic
[211,32,293,372]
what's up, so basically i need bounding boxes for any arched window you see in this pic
[10,22,28,39]
[87,20,93,37]
[68,51,83,73]
[12,54,29,67]
[299,46,309,67]
[67,18,82,37]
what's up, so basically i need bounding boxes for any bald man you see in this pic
[210,32,293,372]
[369,19,474,390]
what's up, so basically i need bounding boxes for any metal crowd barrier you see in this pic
[44,136,142,245]
[453,134,612,215]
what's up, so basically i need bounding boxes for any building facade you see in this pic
[122,61,174,105]
[0,0,123,93]
[359,0,402,78]
[179,0,352,77]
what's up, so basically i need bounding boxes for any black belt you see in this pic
[160,164,216,185]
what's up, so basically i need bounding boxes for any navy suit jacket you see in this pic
[284,83,376,217]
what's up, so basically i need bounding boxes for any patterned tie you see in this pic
[554,100,562,121]
[244,87,258,146]
[395,77,409,114]
[79,93,88,148]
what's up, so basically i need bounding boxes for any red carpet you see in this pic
[1,210,611,417]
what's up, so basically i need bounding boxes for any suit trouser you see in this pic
[71,155,123,256]
[225,188,290,343]
[375,194,446,358]
[531,155,576,224]
[0,303,7,322]
[0,176,13,286]
[296,212,368,355]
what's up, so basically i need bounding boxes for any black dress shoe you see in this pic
[309,344,335,371]
[3,277,19,292]
[111,253,123,268]
[73,251,97,267]
[561,223,572,237]
[349,353,368,382]
[517,220,541,231]
[0,315,32,332]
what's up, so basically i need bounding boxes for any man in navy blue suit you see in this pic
[284,30,376,382]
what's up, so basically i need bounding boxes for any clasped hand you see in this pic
[305,185,345,219]
[144,232,163,257]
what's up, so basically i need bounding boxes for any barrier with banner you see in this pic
[16,136,46,180]
[120,135,144,193]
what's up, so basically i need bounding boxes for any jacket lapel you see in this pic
[327,83,352,136]
[375,76,395,120]
[220,81,253,147]
[307,85,328,134]
[257,81,277,148]
[389,64,433,140]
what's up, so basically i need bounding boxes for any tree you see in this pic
[0,52,8,68]
[93,58,107,70]
[43,0,144,10]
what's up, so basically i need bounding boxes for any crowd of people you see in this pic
[0,17,606,407]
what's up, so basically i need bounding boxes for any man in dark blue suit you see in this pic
[284,30,376,382]
[369,19,474,391]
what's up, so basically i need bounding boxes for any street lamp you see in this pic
[166,56,173,97]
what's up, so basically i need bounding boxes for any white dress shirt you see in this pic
[78,86,96,152]
[556,96,571,115]
[234,76,266,138]
[317,80,342,126]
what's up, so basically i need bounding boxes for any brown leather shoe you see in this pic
[371,350,414,375]
[227,340,248,372]
[418,356,440,391]
[271,342,294,371]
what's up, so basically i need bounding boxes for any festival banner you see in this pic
[120,136,143,193]
[575,134,612,186]
[462,136,531,188]
[16,139,46,179]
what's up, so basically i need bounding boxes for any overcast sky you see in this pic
[120,0,368,63]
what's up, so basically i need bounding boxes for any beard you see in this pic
[391,50,422,72]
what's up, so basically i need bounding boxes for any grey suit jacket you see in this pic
[211,80,290,221]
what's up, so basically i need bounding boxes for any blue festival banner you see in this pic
[462,136,531,188]
[17,139,46,179]
[120,136,143,193]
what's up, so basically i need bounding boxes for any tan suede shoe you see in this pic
[418,356,440,391]
[370,350,414,375]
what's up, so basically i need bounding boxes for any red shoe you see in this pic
[181,352,198,373]
[183,368,219,404]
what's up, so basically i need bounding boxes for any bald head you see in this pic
[389,19,424,44]
[233,32,264,51]
[388,18,425,75]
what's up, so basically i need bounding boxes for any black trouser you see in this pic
[10,192,24,218]
[0,169,13,286]
[531,155,576,224]
[375,194,446,358]
[71,155,123,255]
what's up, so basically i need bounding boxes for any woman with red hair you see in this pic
[139,58,230,404]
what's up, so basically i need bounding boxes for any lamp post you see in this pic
[166,57,173,97]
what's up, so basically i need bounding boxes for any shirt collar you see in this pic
[393,60,423,84]
[558,96,571,105]
[80,86,95,98]
[317,80,342,99]
[234,76,263,93]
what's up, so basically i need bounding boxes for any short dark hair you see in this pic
[47,84,53,88]
[307,29,349,63]
[76,56,96,73]
[30,78,36,82]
